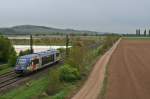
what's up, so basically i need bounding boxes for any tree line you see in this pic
[136,29,150,36]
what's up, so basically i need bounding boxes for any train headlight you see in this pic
[21,67,25,69]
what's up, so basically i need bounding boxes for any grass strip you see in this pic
[98,64,109,99]
[124,37,150,40]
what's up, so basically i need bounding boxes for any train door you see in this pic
[50,54,55,62]
[56,52,60,61]
[38,56,42,68]
[31,57,40,70]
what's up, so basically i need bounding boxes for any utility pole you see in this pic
[30,34,33,54]
[66,34,69,57]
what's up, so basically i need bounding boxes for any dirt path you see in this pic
[106,39,150,99]
[72,39,121,99]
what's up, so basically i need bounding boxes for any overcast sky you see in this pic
[0,0,150,33]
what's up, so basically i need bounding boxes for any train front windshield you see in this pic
[16,58,28,67]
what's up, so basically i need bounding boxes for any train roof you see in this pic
[19,49,59,59]
[36,49,58,57]
[19,53,38,59]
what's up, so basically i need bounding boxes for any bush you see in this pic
[98,34,120,54]
[66,43,86,72]
[59,64,81,82]
[46,70,61,95]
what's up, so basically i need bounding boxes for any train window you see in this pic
[50,54,54,61]
[42,56,49,65]
[42,55,55,65]
[17,59,27,65]
[32,58,39,65]
[56,53,59,57]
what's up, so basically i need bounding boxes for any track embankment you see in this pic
[72,39,121,99]
[106,39,150,99]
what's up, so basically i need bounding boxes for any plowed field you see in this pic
[106,39,150,99]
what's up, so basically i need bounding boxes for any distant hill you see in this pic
[0,25,100,35]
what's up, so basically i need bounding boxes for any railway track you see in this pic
[0,64,7,68]
[0,71,21,90]
[0,71,15,78]
[0,77,21,89]
[0,61,63,91]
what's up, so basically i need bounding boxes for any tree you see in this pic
[8,48,17,66]
[144,29,146,36]
[0,34,17,66]
[136,29,138,36]
[66,34,69,57]
[139,29,140,36]
[0,35,12,62]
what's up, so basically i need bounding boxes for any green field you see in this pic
[123,37,150,40]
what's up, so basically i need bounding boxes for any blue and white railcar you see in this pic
[14,49,60,74]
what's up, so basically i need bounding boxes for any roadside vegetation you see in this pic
[98,64,109,99]
[0,34,120,99]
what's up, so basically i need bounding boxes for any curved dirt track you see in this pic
[72,39,121,99]
[106,39,150,99]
